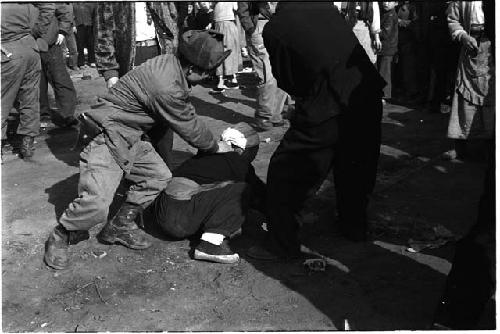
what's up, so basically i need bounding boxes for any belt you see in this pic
[136,39,158,47]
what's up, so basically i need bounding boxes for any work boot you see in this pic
[44,225,89,270]
[20,135,34,159]
[97,203,152,249]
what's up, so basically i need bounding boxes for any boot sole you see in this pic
[97,235,152,250]
[43,252,67,270]
[194,250,240,264]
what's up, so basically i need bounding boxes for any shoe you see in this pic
[43,225,89,270]
[209,87,226,94]
[20,135,35,160]
[194,240,239,264]
[247,244,280,261]
[224,80,239,89]
[90,63,96,68]
[254,119,285,132]
[97,203,152,249]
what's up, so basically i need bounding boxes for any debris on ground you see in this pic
[407,224,457,253]
[303,259,326,272]
[91,250,107,259]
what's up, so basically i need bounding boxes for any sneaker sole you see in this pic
[194,250,240,264]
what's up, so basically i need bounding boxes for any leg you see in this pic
[377,55,393,100]
[87,25,96,64]
[66,31,78,69]
[1,49,25,140]
[264,118,338,256]
[39,52,51,116]
[147,125,175,167]
[75,25,86,67]
[45,45,77,121]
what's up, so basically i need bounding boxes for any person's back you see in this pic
[1,3,36,43]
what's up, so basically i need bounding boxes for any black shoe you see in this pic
[209,87,226,94]
[194,240,239,264]
[20,135,35,159]
[224,80,239,89]
[97,203,152,250]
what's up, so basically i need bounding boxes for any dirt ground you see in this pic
[1,66,490,331]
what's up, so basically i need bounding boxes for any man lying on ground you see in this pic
[150,122,266,264]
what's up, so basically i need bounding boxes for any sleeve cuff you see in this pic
[103,70,119,81]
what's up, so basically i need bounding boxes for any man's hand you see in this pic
[106,76,119,89]
[461,34,479,52]
[216,140,233,153]
[373,34,382,52]
[73,26,77,33]
[55,33,65,45]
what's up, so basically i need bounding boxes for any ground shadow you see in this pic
[190,96,256,125]
[45,173,79,220]
[44,127,80,167]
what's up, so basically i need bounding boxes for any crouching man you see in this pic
[44,30,232,270]
[150,123,265,264]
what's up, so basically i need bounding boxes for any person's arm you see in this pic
[94,2,120,85]
[237,2,255,34]
[447,2,477,51]
[54,3,72,45]
[371,2,382,51]
[31,3,55,39]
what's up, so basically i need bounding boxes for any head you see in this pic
[382,2,397,11]
[220,122,260,163]
[178,29,231,85]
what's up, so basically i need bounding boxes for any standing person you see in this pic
[211,2,241,93]
[344,1,382,64]
[73,2,96,68]
[247,2,385,260]
[377,1,399,103]
[237,2,286,131]
[95,2,179,166]
[64,4,78,71]
[1,3,54,160]
[445,1,494,161]
[38,3,78,129]
[43,30,233,270]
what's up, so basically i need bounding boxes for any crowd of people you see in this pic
[1,1,495,330]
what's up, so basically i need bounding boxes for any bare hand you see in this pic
[55,34,65,45]
[216,140,233,153]
[461,34,479,52]
[373,34,382,52]
[73,26,77,33]
[106,77,119,89]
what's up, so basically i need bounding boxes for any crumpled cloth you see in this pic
[221,127,247,149]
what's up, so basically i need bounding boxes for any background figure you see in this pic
[344,1,381,64]
[95,1,179,167]
[394,1,420,104]
[39,3,78,128]
[237,1,287,131]
[1,3,54,160]
[63,5,78,70]
[445,0,494,161]
[73,2,96,68]
[377,1,398,103]
[212,2,241,92]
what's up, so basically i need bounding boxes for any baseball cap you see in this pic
[178,29,232,70]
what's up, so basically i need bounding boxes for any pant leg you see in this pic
[39,51,51,116]
[147,125,175,167]
[66,31,78,69]
[16,45,41,137]
[377,55,393,99]
[75,25,86,67]
[333,92,382,234]
[124,140,171,208]
[1,48,26,139]
[87,25,96,64]
[59,135,124,231]
[154,182,249,239]
[45,45,77,119]
[266,118,338,255]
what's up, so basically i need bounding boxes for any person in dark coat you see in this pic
[73,2,96,67]
[247,2,385,260]
[1,3,54,160]
[377,1,398,102]
[43,30,232,270]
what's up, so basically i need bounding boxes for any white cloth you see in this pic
[213,2,237,22]
[135,2,156,42]
[470,1,484,25]
[221,127,247,149]
[201,232,224,245]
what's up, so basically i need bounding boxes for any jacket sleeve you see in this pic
[31,3,55,38]
[94,3,120,81]
[152,89,218,153]
[447,1,466,41]
[370,2,381,35]
[379,13,394,41]
[55,3,73,36]
[237,2,255,34]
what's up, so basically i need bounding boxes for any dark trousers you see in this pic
[135,44,174,167]
[40,44,77,119]
[377,55,394,99]
[65,31,78,69]
[396,37,418,96]
[1,37,41,139]
[266,94,382,254]
[153,182,249,238]
[75,25,95,66]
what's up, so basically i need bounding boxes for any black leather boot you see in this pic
[44,225,89,270]
[20,135,35,159]
[97,203,152,249]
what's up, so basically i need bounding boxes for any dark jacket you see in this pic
[95,2,179,81]
[379,8,398,56]
[73,3,96,27]
[237,2,273,34]
[88,54,218,172]
[37,2,73,47]
[1,3,54,43]
[263,2,384,123]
